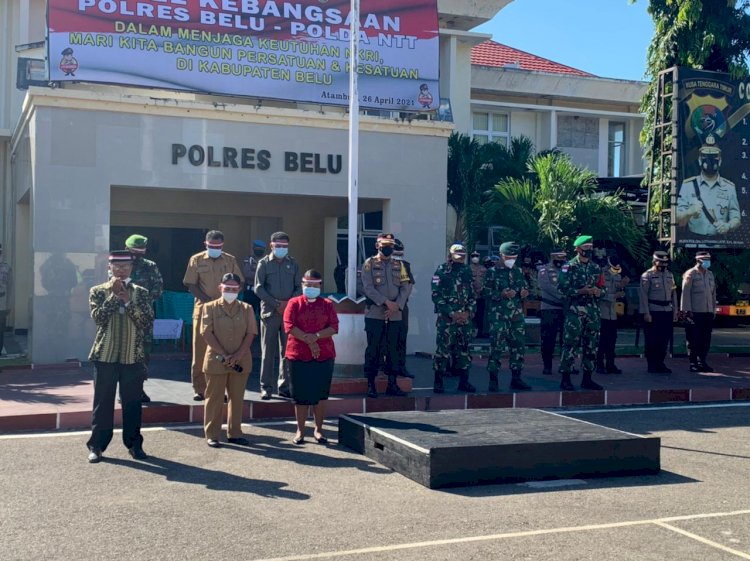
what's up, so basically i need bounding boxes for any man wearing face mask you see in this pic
[537,249,568,376]
[254,232,302,400]
[676,137,741,236]
[681,251,717,373]
[241,239,266,315]
[596,254,625,375]
[558,235,606,391]
[361,233,411,398]
[469,250,487,338]
[431,243,476,394]
[639,251,678,374]
[183,231,243,401]
[483,242,531,392]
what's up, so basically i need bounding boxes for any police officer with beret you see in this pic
[681,251,717,372]
[639,251,678,374]
[361,233,411,398]
[537,248,568,375]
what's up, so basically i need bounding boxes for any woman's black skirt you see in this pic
[289,358,334,405]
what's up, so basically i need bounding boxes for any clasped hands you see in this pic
[501,287,529,299]
[301,333,321,359]
[383,300,400,320]
[451,310,470,325]
[578,286,601,297]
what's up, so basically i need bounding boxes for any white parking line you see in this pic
[655,521,750,560]
[246,510,750,561]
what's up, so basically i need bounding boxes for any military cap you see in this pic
[695,250,711,260]
[699,135,721,155]
[499,242,520,256]
[252,239,266,248]
[108,250,133,263]
[490,255,500,262]
[449,242,466,254]
[652,251,669,263]
[220,273,242,285]
[573,235,593,247]
[550,248,567,257]
[61,47,74,55]
[125,234,148,253]
[377,233,396,245]
[394,238,404,252]
[270,231,290,242]
[608,254,622,267]
[470,250,480,257]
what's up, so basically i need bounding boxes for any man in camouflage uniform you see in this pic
[558,235,606,391]
[361,233,411,398]
[125,234,164,403]
[537,248,568,375]
[483,242,532,392]
[431,243,476,394]
[640,251,678,374]
[596,254,625,375]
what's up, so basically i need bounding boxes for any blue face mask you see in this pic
[701,260,711,269]
[302,286,320,299]
[207,248,222,259]
[273,247,288,259]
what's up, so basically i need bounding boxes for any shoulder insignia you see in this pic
[432,275,440,286]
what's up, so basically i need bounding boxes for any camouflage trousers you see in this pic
[559,311,600,374]
[433,317,472,372]
[487,317,525,372]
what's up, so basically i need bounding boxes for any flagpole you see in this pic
[346,0,360,301]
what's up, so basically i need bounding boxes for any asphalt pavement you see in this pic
[1,403,749,561]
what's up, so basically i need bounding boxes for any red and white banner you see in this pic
[47,0,440,111]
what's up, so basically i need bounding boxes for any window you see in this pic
[472,111,509,146]
[608,121,626,177]
[557,115,599,149]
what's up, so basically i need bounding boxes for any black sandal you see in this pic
[292,435,305,445]
[314,434,328,445]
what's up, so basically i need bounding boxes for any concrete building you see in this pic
[1,0,645,363]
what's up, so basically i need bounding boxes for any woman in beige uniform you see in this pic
[200,273,257,447]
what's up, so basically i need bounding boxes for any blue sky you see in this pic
[473,0,655,82]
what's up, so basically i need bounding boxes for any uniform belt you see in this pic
[648,299,672,307]
[540,297,563,308]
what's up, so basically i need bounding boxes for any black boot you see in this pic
[456,370,476,393]
[433,371,445,394]
[581,371,603,391]
[509,370,531,391]
[366,375,378,398]
[606,363,622,374]
[560,371,575,391]
[595,361,607,375]
[385,374,407,397]
[488,372,499,393]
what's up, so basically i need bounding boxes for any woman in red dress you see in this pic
[283,269,339,444]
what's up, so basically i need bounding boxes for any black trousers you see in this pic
[474,297,486,336]
[364,317,400,380]
[396,304,409,373]
[0,310,7,353]
[87,361,145,452]
[596,319,618,367]
[644,311,673,369]
[686,312,713,364]
[540,309,564,369]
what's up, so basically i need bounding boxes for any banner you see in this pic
[674,67,750,248]
[47,0,440,111]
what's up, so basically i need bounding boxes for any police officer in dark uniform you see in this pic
[361,233,412,398]
[639,251,678,374]
[537,249,567,375]
[241,239,266,314]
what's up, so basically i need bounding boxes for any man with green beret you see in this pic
[125,235,164,402]
[431,243,476,393]
[557,235,606,391]
[483,242,532,392]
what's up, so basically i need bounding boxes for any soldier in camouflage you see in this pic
[126,234,164,403]
[431,243,476,394]
[558,235,606,391]
[483,242,532,392]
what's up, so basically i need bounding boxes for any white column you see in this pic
[346,0,360,300]
[549,109,557,150]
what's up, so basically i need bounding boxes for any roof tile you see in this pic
[471,40,595,77]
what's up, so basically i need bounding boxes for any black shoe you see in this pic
[606,365,623,374]
[595,365,607,375]
[227,437,249,446]
[657,364,672,374]
[542,368,553,376]
[278,390,292,399]
[385,383,407,397]
[510,378,531,391]
[193,393,205,402]
[207,439,221,448]
[366,382,378,399]
[433,372,445,394]
[699,362,714,372]
[456,381,476,393]
[128,446,148,460]
[140,391,151,403]
[581,379,603,391]
[689,363,701,373]
[560,380,575,391]
[260,390,272,400]
[87,449,102,463]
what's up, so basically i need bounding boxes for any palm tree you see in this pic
[484,153,648,262]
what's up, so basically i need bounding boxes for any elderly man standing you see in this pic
[87,250,153,463]
[681,251,717,373]
[183,230,243,401]
[255,232,301,400]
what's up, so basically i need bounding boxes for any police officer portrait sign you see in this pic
[675,67,750,248]
[47,0,439,112]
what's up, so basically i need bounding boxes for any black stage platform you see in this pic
[339,409,660,489]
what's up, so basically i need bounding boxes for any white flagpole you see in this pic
[346,0,360,301]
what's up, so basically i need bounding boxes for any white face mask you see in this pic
[504,259,516,269]
[471,257,480,264]
[222,292,238,303]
